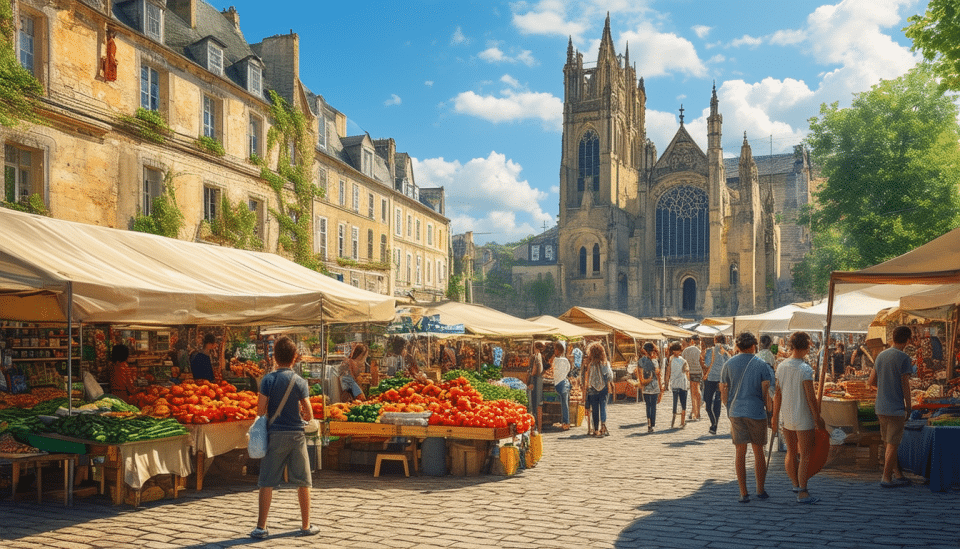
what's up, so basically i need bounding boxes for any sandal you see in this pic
[600,424,609,436]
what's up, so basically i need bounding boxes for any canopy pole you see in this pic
[818,278,837,404]
[66,281,74,414]
[948,307,958,381]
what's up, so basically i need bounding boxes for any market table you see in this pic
[899,425,960,492]
[0,452,77,505]
[185,420,253,490]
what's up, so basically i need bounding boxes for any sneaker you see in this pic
[709,426,717,435]
[250,527,269,539]
[299,525,321,536]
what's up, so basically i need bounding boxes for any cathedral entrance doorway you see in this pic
[682,278,696,312]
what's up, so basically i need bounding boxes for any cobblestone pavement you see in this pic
[2,400,959,548]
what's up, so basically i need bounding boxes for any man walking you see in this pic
[702,335,729,435]
[868,326,914,488]
[682,335,703,420]
[720,332,773,503]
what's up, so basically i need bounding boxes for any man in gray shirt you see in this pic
[682,335,703,420]
[868,326,914,488]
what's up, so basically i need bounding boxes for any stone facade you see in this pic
[556,16,812,318]
[4,0,449,300]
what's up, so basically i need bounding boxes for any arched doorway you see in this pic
[682,277,697,312]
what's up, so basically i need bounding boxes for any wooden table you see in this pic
[186,420,253,490]
[1,452,77,506]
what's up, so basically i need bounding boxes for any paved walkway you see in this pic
[1,401,958,548]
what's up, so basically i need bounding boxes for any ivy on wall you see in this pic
[131,172,185,238]
[210,194,263,251]
[0,0,42,128]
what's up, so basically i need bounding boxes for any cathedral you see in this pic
[555,16,814,318]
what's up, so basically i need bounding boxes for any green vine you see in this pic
[252,90,324,270]
[336,257,390,271]
[0,1,43,127]
[1,193,48,215]
[118,108,170,144]
[209,194,263,251]
[196,135,225,156]
[130,171,184,238]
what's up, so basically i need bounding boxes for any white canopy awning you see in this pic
[411,301,558,338]
[526,315,609,338]
[0,208,395,325]
[559,306,692,340]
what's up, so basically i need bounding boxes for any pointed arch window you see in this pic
[577,131,600,192]
[656,186,709,260]
[579,247,587,276]
[592,243,601,273]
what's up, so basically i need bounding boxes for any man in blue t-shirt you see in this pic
[189,333,217,382]
[720,332,773,503]
[868,326,914,488]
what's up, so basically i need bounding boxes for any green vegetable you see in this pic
[368,375,412,397]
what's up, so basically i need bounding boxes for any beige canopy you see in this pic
[0,208,395,326]
[414,301,559,338]
[559,306,692,340]
[526,315,609,338]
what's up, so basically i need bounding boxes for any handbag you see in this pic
[247,372,297,459]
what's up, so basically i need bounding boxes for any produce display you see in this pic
[45,414,187,443]
[330,375,533,432]
[368,375,412,397]
[0,432,40,454]
[128,380,259,424]
[443,369,527,405]
[228,357,265,378]
[0,387,68,410]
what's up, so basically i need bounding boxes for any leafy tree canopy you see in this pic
[905,0,960,91]
[796,63,960,296]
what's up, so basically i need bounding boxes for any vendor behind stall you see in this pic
[109,343,136,399]
[339,343,368,401]
[190,333,217,382]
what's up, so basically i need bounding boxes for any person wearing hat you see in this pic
[639,342,663,433]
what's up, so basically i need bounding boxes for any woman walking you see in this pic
[664,341,690,429]
[551,341,573,430]
[582,342,613,436]
[639,342,662,433]
[771,331,824,504]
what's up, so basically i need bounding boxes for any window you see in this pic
[406,253,412,282]
[337,223,345,257]
[395,208,402,236]
[407,214,412,237]
[362,149,374,177]
[247,63,262,97]
[317,169,327,198]
[287,141,296,165]
[142,166,162,215]
[248,197,264,240]
[578,247,587,276]
[317,114,326,149]
[248,114,262,158]
[139,65,161,111]
[531,245,540,262]
[427,259,431,283]
[316,216,328,260]
[18,15,35,73]
[427,224,433,246]
[368,193,375,218]
[381,198,388,223]
[439,230,443,250]
[416,255,422,284]
[202,95,219,139]
[545,245,554,261]
[351,226,359,260]
[577,130,600,193]
[592,244,601,273]
[437,259,442,283]
[380,234,388,263]
[207,42,223,75]
[394,248,401,269]
[4,144,42,204]
[367,229,374,260]
[144,2,163,42]
[338,179,345,207]
[656,185,709,259]
[352,184,359,212]
[202,185,221,222]
[415,219,421,241]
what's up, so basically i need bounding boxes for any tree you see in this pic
[905,0,960,91]
[797,64,960,296]
[527,273,557,315]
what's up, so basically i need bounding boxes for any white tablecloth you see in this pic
[186,420,254,457]
[121,435,192,490]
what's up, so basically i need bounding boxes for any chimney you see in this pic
[166,0,196,29]
[222,6,241,34]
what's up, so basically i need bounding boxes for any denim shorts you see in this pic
[258,430,312,488]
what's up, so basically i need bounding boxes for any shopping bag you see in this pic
[575,405,585,427]
[499,445,520,475]
[807,427,831,477]
[528,431,543,467]
[247,415,268,459]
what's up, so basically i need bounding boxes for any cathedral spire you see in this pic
[598,12,616,65]
[567,36,574,64]
[679,104,685,125]
[740,131,753,163]
[624,41,630,68]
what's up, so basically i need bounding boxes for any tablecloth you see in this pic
[899,425,960,492]
[186,420,254,457]
[121,435,192,490]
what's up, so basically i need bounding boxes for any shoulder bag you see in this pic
[247,372,297,459]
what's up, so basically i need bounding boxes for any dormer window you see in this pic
[317,114,327,149]
[207,42,223,75]
[362,148,374,177]
[144,1,163,41]
[247,63,262,97]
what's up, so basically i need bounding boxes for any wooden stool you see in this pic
[374,453,409,477]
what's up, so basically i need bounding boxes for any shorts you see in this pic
[340,375,363,398]
[689,373,703,383]
[729,416,768,446]
[258,430,312,489]
[878,414,906,447]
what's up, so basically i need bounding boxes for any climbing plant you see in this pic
[0,1,43,127]
[210,194,263,251]
[253,90,323,270]
[118,108,171,144]
[131,171,185,238]
[1,193,48,215]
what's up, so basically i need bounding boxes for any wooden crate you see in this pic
[328,422,399,437]
[425,425,512,440]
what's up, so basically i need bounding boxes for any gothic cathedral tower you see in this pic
[558,14,652,312]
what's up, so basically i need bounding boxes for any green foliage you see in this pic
[792,227,863,299]
[336,257,390,271]
[130,172,184,239]
[799,64,960,295]
[252,90,322,270]
[526,273,557,315]
[0,193,48,215]
[446,272,465,301]
[0,2,43,127]
[196,135,225,156]
[210,195,263,251]
[905,1,960,91]
[119,108,170,144]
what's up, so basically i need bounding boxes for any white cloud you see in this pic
[729,34,763,48]
[425,81,434,87]
[478,44,537,66]
[708,54,726,64]
[500,74,521,88]
[619,23,707,78]
[451,26,469,46]
[413,152,553,242]
[692,25,711,39]
[452,81,563,130]
[512,1,590,42]
[384,94,402,107]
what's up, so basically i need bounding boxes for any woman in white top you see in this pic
[771,331,825,504]
[550,341,573,430]
[664,341,690,429]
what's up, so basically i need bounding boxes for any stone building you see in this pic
[4,0,449,300]
[556,16,813,317]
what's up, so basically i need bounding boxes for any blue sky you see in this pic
[219,0,924,245]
